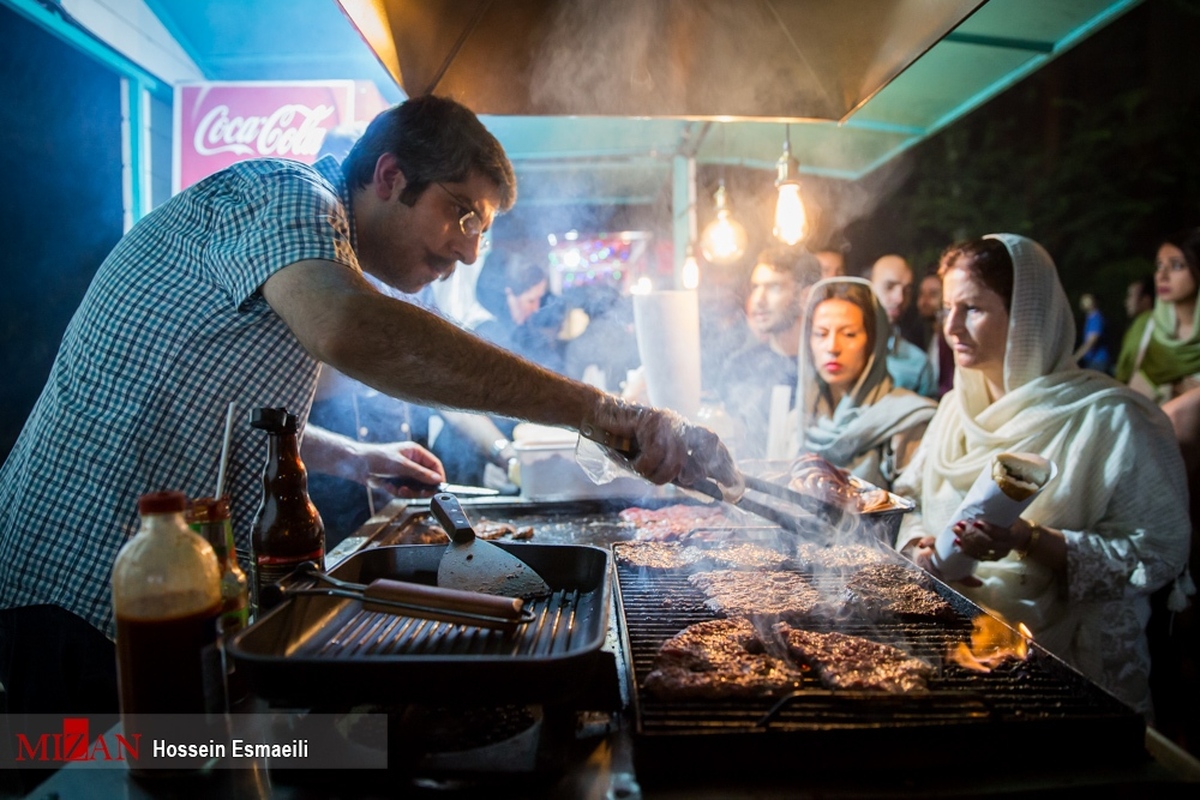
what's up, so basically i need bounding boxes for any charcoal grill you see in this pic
[613,543,1146,781]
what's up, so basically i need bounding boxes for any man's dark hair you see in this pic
[756,246,822,288]
[342,95,516,211]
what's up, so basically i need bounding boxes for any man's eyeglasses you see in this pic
[435,182,488,238]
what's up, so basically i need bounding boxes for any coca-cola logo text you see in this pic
[193,104,334,158]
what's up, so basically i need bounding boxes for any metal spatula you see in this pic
[432,493,551,598]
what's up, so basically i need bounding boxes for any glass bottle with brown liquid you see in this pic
[250,407,325,614]
[111,490,223,775]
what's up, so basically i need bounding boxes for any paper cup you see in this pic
[632,290,701,420]
[931,453,1057,581]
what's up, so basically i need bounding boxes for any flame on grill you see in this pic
[947,614,1031,672]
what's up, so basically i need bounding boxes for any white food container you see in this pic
[512,423,671,502]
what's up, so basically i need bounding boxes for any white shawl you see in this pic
[893,234,1190,714]
[790,278,936,488]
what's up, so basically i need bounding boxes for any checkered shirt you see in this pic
[0,157,359,638]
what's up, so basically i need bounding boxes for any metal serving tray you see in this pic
[227,543,614,709]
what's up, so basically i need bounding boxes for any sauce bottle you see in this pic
[112,490,223,775]
[186,496,250,635]
[250,407,325,613]
[187,495,251,711]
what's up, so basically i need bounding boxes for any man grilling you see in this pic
[0,95,739,714]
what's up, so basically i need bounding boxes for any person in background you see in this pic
[895,234,1190,717]
[720,247,822,459]
[1115,227,1200,403]
[1073,292,1112,373]
[562,282,641,395]
[1113,229,1200,751]
[916,270,955,399]
[814,248,847,279]
[868,254,937,397]
[1126,274,1156,321]
[0,95,738,714]
[434,250,554,488]
[791,278,936,490]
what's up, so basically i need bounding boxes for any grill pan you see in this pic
[226,543,615,709]
[612,541,1145,781]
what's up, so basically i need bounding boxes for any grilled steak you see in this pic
[643,618,802,699]
[618,542,790,571]
[616,542,690,570]
[774,623,933,692]
[473,519,535,541]
[700,543,790,570]
[619,503,735,541]
[844,563,957,620]
[794,542,891,572]
[689,569,823,619]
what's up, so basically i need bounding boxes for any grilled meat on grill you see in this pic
[844,563,956,620]
[794,542,891,572]
[616,542,691,570]
[619,504,736,541]
[643,618,803,699]
[617,542,789,571]
[689,569,823,619]
[774,623,933,692]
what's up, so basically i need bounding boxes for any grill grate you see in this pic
[613,543,1145,777]
[311,589,588,659]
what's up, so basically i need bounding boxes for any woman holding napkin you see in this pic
[895,234,1191,716]
[790,278,936,490]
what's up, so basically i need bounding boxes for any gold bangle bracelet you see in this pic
[1015,522,1041,560]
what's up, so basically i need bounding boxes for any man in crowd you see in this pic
[868,254,936,397]
[720,247,823,459]
[0,95,738,714]
[814,248,846,280]
[916,271,955,398]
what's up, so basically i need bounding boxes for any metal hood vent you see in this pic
[336,0,983,122]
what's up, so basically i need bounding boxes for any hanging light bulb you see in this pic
[699,181,748,265]
[773,128,808,246]
[682,245,700,289]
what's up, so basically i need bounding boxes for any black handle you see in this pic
[430,493,476,544]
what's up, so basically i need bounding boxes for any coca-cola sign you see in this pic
[174,81,387,193]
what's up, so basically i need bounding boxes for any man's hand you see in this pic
[586,396,740,491]
[301,426,447,498]
[359,442,447,498]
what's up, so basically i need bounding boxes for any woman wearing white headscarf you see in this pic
[895,234,1191,716]
[789,278,936,490]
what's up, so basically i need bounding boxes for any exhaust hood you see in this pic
[335,0,983,122]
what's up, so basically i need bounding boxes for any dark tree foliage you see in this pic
[846,0,1200,339]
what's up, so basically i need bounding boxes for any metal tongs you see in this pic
[578,423,845,533]
[274,562,536,632]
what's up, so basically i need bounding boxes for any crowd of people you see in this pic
[0,93,1195,758]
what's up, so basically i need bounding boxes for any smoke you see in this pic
[527,0,841,119]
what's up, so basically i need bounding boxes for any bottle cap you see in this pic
[138,490,188,515]
[186,495,230,524]
[250,407,297,434]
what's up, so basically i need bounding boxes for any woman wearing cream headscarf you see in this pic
[790,278,936,490]
[895,234,1191,716]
